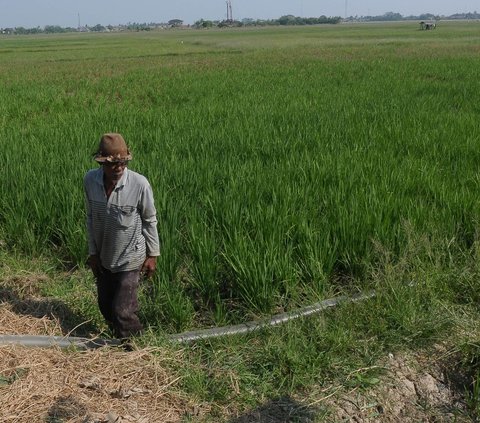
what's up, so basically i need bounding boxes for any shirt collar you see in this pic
[116,168,128,189]
[94,167,129,189]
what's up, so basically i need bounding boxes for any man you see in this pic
[84,133,160,338]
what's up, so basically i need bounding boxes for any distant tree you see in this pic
[44,25,67,33]
[418,13,436,21]
[91,24,106,32]
[278,15,297,25]
[242,18,255,26]
[382,12,403,21]
[168,19,183,27]
[465,11,480,19]
[276,14,340,26]
[29,26,42,34]
[194,19,213,28]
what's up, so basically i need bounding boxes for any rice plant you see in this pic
[0,22,479,328]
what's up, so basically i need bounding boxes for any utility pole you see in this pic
[344,0,348,19]
[226,1,233,23]
[78,12,81,31]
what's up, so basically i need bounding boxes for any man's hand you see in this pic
[141,256,157,279]
[87,254,102,278]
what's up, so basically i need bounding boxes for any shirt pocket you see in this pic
[116,207,136,228]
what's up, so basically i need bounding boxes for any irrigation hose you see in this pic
[0,335,121,350]
[169,290,375,343]
[0,290,375,349]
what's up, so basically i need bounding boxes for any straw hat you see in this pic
[94,133,132,163]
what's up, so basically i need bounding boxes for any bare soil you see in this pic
[321,348,471,422]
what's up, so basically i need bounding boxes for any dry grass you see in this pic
[0,305,62,336]
[0,303,201,423]
[0,259,204,423]
[0,345,198,423]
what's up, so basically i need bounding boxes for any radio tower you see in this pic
[226,1,233,23]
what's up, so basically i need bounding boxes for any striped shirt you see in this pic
[84,167,160,272]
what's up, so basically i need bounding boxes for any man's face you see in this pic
[102,160,128,184]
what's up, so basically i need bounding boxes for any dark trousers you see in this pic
[96,267,143,338]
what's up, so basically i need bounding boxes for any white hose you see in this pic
[0,335,121,350]
[0,290,375,349]
[169,290,375,343]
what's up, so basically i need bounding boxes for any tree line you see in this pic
[0,15,341,35]
[194,15,341,28]
[346,10,480,22]
[0,22,171,35]
[2,11,479,35]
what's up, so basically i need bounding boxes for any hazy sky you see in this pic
[0,0,477,28]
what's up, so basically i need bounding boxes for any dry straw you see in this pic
[0,305,62,337]
[0,286,202,422]
[0,345,198,423]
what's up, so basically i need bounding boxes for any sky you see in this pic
[0,0,477,28]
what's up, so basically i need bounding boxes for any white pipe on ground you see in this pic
[0,290,375,349]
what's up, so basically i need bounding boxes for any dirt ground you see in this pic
[0,281,474,422]
[229,347,473,423]
[322,348,471,422]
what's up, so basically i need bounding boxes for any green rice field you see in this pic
[1,21,479,332]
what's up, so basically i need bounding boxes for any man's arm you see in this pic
[139,181,160,278]
[84,174,101,276]
[84,174,98,256]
